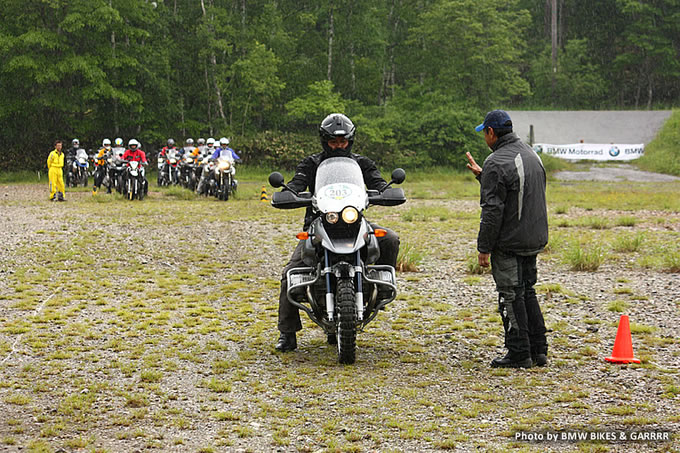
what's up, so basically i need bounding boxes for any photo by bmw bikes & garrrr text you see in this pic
[269,157,406,364]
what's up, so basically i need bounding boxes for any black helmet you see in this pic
[319,114,355,151]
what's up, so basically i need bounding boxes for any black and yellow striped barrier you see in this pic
[260,185,268,202]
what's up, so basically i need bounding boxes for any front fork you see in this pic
[323,250,364,323]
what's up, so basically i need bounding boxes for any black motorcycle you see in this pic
[269,157,406,364]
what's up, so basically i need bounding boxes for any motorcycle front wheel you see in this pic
[336,278,357,364]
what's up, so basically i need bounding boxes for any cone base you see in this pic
[605,356,641,364]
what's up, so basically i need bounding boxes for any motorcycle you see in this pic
[108,156,127,194]
[157,152,166,186]
[179,153,197,190]
[69,149,90,187]
[197,157,216,196]
[213,156,237,201]
[269,157,406,364]
[125,161,147,200]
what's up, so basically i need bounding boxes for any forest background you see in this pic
[1,0,679,171]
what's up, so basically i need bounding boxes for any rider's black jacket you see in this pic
[477,133,548,256]
[287,149,388,230]
[65,146,79,162]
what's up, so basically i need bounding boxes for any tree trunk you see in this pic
[380,0,400,105]
[201,0,227,129]
[110,0,119,135]
[327,6,334,81]
[349,0,356,97]
[551,0,557,104]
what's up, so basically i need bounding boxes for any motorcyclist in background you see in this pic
[212,137,241,162]
[92,138,112,195]
[195,137,218,195]
[183,138,197,155]
[65,138,81,186]
[112,138,126,158]
[196,138,206,157]
[160,138,177,159]
[122,139,148,195]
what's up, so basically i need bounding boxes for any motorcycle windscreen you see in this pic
[314,157,368,213]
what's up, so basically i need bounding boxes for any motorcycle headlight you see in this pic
[170,159,176,164]
[325,212,339,224]
[342,207,359,224]
[218,161,231,170]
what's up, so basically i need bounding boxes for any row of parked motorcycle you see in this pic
[64,137,238,201]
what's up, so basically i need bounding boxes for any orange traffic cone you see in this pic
[605,315,641,364]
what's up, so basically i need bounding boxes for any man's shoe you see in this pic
[490,355,532,368]
[326,333,337,345]
[275,332,297,352]
[532,354,548,367]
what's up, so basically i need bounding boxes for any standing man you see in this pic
[466,110,549,368]
[47,140,66,201]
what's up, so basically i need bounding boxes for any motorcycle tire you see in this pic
[336,278,357,365]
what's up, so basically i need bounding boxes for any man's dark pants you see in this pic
[278,224,399,333]
[491,251,547,360]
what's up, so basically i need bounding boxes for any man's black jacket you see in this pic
[477,133,548,255]
[287,149,388,230]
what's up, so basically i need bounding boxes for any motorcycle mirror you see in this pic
[268,172,285,188]
[391,168,406,185]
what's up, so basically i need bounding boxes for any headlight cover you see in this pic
[218,161,231,170]
[326,212,339,224]
[341,207,359,224]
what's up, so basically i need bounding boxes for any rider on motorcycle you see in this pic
[93,138,112,194]
[274,113,401,352]
[122,139,148,195]
[212,137,241,162]
[160,138,177,158]
[195,137,218,195]
[65,138,81,186]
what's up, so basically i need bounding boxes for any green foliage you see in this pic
[637,110,680,176]
[285,81,347,126]
[527,39,607,108]
[1,0,679,171]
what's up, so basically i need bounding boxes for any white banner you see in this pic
[532,143,645,161]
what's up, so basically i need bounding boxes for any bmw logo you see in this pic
[609,146,620,157]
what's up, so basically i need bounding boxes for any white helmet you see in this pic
[102,138,111,147]
[128,139,140,149]
[115,137,123,146]
[197,138,206,145]
[206,137,215,147]
[219,137,229,146]
[72,138,80,147]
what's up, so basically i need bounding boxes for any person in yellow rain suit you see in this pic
[47,140,66,201]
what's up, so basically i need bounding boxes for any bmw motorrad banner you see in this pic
[532,143,645,161]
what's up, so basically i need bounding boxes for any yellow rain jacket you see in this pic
[47,149,65,200]
[95,147,109,166]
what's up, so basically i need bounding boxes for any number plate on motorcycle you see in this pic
[323,184,354,200]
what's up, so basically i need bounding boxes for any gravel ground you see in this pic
[0,183,678,452]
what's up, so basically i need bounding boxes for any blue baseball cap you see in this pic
[475,110,513,132]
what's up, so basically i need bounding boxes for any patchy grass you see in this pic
[0,172,679,452]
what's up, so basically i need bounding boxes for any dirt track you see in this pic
[0,183,678,452]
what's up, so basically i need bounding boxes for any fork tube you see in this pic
[324,249,334,321]
[355,250,364,321]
